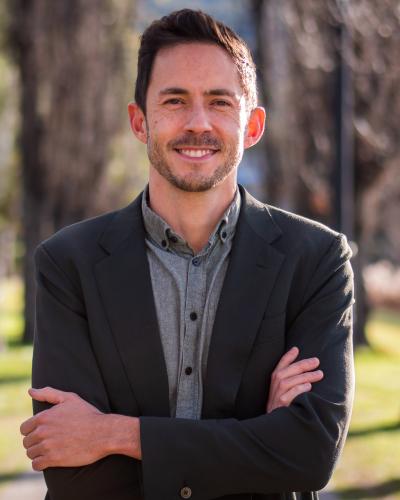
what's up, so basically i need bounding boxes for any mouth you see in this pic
[174,148,219,161]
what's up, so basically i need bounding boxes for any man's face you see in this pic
[141,43,251,192]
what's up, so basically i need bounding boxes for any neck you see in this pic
[148,170,237,254]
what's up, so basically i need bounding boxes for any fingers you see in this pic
[21,386,67,436]
[274,346,300,371]
[32,456,48,471]
[28,386,72,405]
[25,440,50,471]
[279,383,313,406]
[273,357,320,385]
[279,369,324,394]
[267,348,324,414]
[267,380,315,413]
[26,443,43,460]
[20,416,35,436]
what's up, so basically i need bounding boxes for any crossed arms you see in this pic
[21,232,355,499]
[21,348,323,468]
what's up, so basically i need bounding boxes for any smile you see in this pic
[175,149,218,159]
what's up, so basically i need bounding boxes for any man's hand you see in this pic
[266,347,323,414]
[21,387,141,471]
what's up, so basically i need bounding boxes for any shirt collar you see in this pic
[141,185,241,257]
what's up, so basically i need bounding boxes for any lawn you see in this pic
[0,277,400,498]
[0,277,32,488]
[328,308,400,499]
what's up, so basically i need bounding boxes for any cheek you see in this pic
[214,113,246,139]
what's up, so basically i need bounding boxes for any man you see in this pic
[21,9,354,500]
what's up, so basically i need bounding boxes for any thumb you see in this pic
[29,386,71,405]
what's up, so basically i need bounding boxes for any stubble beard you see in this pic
[147,134,242,193]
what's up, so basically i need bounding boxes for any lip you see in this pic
[174,148,219,161]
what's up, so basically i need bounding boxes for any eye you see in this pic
[211,99,232,108]
[163,98,184,105]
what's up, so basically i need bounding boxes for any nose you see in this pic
[183,103,212,133]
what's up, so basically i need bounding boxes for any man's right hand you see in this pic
[266,347,324,413]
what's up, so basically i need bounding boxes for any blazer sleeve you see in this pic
[139,233,355,499]
[32,243,141,500]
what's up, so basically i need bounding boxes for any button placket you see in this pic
[175,253,205,418]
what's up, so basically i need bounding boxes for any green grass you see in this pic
[329,309,400,499]
[0,277,32,486]
[1,277,400,497]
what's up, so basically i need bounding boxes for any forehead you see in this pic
[147,42,243,96]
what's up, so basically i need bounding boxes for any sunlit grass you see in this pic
[0,276,32,486]
[0,275,24,343]
[329,309,400,499]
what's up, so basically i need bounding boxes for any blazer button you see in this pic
[180,486,192,499]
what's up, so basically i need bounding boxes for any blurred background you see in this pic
[0,0,399,498]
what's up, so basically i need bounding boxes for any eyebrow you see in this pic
[159,87,238,98]
[159,87,189,96]
[205,89,237,98]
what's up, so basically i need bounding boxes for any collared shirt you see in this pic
[141,187,241,418]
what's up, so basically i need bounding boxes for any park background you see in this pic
[0,0,399,498]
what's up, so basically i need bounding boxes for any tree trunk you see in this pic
[8,0,134,342]
[251,0,372,346]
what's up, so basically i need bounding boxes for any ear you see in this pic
[128,102,147,144]
[244,107,266,149]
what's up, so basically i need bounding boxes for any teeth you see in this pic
[179,149,214,158]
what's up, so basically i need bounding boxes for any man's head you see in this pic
[135,9,257,115]
[129,9,265,193]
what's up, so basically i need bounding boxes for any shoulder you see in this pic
[240,187,351,261]
[264,204,353,275]
[35,193,143,270]
[267,204,344,248]
[37,209,118,264]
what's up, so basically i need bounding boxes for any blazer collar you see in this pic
[95,191,170,416]
[97,194,143,255]
[97,186,282,254]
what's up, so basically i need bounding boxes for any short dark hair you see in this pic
[135,9,257,114]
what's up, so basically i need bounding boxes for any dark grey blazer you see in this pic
[32,186,354,500]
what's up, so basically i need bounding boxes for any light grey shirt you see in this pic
[141,187,241,418]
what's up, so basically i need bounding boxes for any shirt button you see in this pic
[221,230,227,239]
[180,486,192,499]
[185,366,193,375]
[192,258,200,266]
[170,236,178,243]
[161,239,167,248]
[190,312,197,321]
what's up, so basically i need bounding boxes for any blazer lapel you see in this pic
[94,194,170,417]
[202,187,285,418]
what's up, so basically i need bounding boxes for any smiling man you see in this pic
[21,9,354,500]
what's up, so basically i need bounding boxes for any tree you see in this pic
[7,0,135,342]
[251,0,400,346]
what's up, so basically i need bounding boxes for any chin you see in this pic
[169,175,220,193]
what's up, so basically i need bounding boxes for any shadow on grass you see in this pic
[348,421,400,438]
[4,337,31,349]
[336,477,400,498]
[0,472,23,484]
[0,471,44,484]
[0,374,30,385]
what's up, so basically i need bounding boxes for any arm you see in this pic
[137,234,354,499]
[23,235,351,499]
[22,347,322,469]
[26,243,142,500]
